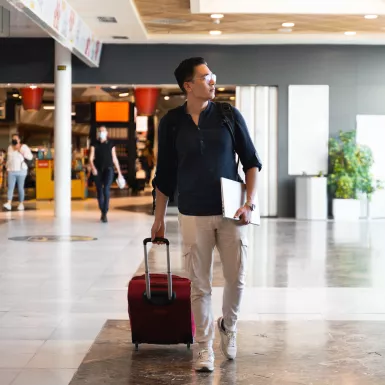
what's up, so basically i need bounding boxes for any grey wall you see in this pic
[4,40,385,216]
[0,39,54,83]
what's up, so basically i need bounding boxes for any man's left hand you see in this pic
[234,205,252,225]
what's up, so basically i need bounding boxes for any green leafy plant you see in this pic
[328,130,383,200]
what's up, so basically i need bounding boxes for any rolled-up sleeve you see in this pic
[153,114,177,197]
[233,107,262,172]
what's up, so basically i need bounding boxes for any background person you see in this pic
[89,126,123,223]
[3,134,33,211]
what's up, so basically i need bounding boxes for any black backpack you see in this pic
[152,102,241,214]
[23,157,34,169]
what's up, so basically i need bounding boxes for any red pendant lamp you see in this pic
[134,88,159,116]
[21,87,44,111]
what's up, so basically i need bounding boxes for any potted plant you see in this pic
[328,130,383,220]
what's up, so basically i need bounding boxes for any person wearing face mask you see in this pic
[3,134,33,211]
[89,126,123,223]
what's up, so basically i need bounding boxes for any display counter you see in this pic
[35,160,87,200]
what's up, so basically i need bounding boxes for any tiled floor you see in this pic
[0,195,385,384]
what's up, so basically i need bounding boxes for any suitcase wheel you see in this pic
[135,343,139,351]
[187,343,191,350]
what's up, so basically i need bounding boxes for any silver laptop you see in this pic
[220,177,261,226]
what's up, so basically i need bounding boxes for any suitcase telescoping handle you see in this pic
[143,238,172,301]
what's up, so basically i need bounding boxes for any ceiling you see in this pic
[66,0,385,44]
[4,0,385,45]
[138,5,385,35]
[0,0,47,37]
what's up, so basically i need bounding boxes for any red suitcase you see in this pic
[127,237,195,350]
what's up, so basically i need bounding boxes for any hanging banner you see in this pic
[6,0,102,67]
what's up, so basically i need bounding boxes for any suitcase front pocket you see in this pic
[143,290,176,306]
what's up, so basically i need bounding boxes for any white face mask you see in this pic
[99,131,107,141]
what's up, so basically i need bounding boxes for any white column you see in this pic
[54,42,72,218]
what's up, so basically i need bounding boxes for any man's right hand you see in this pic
[151,218,166,243]
[92,168,98,176]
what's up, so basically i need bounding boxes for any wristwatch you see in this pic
[244,201,256,211]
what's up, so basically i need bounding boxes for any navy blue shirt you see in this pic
[154,101,262,216]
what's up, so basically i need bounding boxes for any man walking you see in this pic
[151,57,262,372]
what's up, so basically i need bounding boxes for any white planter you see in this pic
[332,199,361,221]
[296,177,327,220]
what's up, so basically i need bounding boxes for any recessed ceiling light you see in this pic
[365,15,378,19]
[71,112,76,116]
[211,14,224,19]
[164,96,170,100]
[44,106,55,110]
[119,92,129,97]
[210,30,222,35]
[218,87,225,91]
[29,85,37,89]
[282,22,295,27]
[230,96,235,101]
[110,86,118,89]
[278,28,292,33]
[345,31,356,36]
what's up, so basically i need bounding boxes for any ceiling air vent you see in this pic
[150,18,187,25]
[97,16,117,23]
[112,36,129,40]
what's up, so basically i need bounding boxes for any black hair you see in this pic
[174,57,207,94]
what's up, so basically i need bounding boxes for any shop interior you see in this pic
[0,85,236,201]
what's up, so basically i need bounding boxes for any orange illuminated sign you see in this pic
[95,102,130,122]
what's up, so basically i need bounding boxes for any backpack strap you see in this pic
[168,106,184,154]
[215,102,240,170]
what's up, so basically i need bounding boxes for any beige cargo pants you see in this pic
[178,214,248,347]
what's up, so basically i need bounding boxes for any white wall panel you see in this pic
[288,85,329,176]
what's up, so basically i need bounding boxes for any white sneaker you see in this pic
[195,349,214,372]
[3,203,11,211]
[17,203,24,211]
[217,317,237,360]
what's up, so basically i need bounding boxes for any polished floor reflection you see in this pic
[70,320,385,385]
[138,219,385,289]
[0,196,385,384]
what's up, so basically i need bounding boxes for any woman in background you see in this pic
[3,133,33,211]
[90,126,123,223]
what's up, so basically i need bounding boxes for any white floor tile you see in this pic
[0,313,64,329]
[0,353,35,369]
[47,326,103,341]
[38,340,94,355]
[0,369,21,385]
[26,352,86,369]
[11,369,76,385]
[0,328,55,340]
[0,341,44,354]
